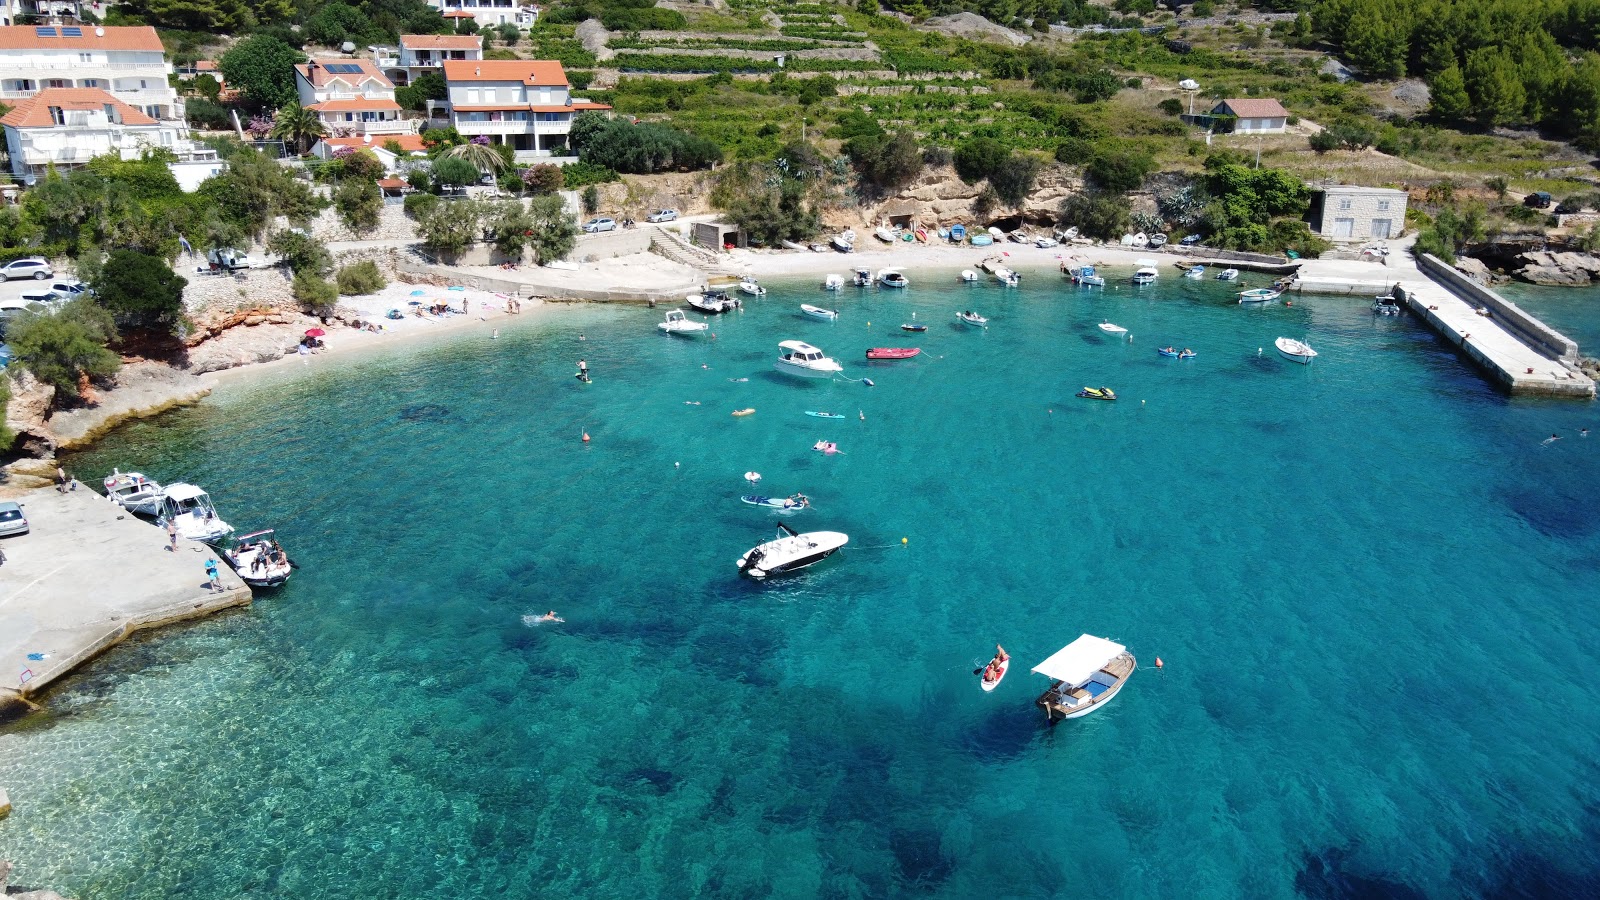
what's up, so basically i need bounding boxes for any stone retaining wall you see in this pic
[1417,252,1580,361]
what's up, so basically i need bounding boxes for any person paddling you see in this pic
[981,644,1009,684]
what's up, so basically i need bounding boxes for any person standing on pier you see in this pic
[166,519,179,552]
[204,558,220,592]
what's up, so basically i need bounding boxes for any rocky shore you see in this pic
[1510,249,1600,286]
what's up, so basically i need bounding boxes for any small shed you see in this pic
[1209,98,1290,134]
[1307,184,1408,241]
[881,199,919,229]
[692,221,746,250]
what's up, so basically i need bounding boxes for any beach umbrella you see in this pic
[448,285,465,291]
[305,327,326,337]
[410,289,426,296]
[408,300,424,306]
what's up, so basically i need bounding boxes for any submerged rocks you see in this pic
[0,860,76,900]
[1513,250,1600,286]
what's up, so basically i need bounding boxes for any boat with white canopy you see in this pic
[774,340,843,378]
[157,483,232,544]
[1032,634,1136,722]
[658,309,709,336]
[103,469,164,516]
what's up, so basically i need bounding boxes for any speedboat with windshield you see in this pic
[878,268,909,289]
[774,340,843,378]
[157,483,232,543]
[223,529,292,588]
[103,469,164,516]
[737,522,848,579]
[658,309,709,336]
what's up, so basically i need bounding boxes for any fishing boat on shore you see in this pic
[866,347,921,360]
[949,224,967,243]
[658,310,709,336]
[956,310,988,328]
[874,226,896,243]
[1275,336,1318,364]
[1032,634,1136,722]
[223,529,292,588]
[103,469,164,516]
[1239,288,1282,304]
[970,232,994,246]
[822,274,844,291]
[878,268,909,289]
[157,483,232,543]
[774,340,844,378]
[831,230,855,253]
[737,522,848,579]
[1149,233,1168,248]
[801,303,839,321]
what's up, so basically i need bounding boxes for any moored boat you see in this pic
[686,289,739,314]
[992,266,1020,287]
[1215,268,1240,281]
[1032,634,1136,722]
[1158,347,1196,359]
[774,340,844,378]
[901,323,928,332]
[878,268,909,289]
[737,522,848,579]
[1239,288,1282,304]
[853,267,873,287]
[1275,336,1318,364]
[103,469,164,516]
[1066,263,1105,286]
[956,310,988,327]
[822,274,845,291]
[1132,266,1159,285]
[658,309,709,335]
[865,347,921,360]
[801,303,839,321]
[960,269,978,283]
[158,483,232,544]
[223,529,292,588]
[1183,265,1206,279]
[1373,294,1401,315]
[1097,321,1127,335]
[739,277,766,297]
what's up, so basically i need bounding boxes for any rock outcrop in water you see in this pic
[1512,250,1600,286]
[0,860,76,900]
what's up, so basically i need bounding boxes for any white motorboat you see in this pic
[801,303,839,321]
[1239,288,1282,304]
[1007,229,1030,244]
[1058,226,1080,241]
[874,226,896,243]
[686,289,739,314]
[103,469,163,516]
[157,483,232,544]
[739,277,767,297]
[1066,264,1105,286]
[852,267,873,287]
[1215,268,1240,281]
[992,266,1020,287]
[1097,321,1127,335]
[1275,336,1318,364]
[956,310,988,327]
[774,340,843,378]
[959,269,978,282]
[223,529,291,588]
[737,522,848,579]
[1132,265,1159,285]
[1183,265,1206,279]
[1130,232,1149,248]
[823,274,845,291]
[1149,233,1168,248]
[1034,236,1059,248]
[658,309,709,335]
[878,268,909,289]
[1373,294,1401,315]
[1032,634,1136,722]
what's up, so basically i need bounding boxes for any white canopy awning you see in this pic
[1031,635,1126,685]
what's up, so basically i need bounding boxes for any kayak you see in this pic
[981,657,1010,692]
[805,411,846,419]
[866,347,921,360]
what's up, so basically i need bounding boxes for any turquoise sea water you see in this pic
[3,268,1600,898]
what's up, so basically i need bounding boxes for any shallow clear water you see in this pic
[4,268,1600,898]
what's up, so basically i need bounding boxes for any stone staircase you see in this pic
[648,226,743,277]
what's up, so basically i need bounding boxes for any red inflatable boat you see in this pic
[865,347,921,360]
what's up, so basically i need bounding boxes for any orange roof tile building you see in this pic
[440,59,608,160]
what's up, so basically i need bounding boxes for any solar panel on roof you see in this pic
[324,63,362,74]
[61,26,83,36]
[35,26,56,37]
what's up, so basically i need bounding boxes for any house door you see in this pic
[1370,218,1392,239]
[1332,217,1355,238]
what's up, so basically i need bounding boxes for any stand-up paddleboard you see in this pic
[980,657,1010,692]
[805,411,846,419]
[741,495,806,512]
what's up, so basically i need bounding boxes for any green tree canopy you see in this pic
[1428,64,1470,120]
[1464,46,1527,127]
[220,35,304,109]
[6,299,121,398]
[93,250,189,335]
[526,194,578,265]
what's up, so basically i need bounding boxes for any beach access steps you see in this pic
[648,226,743,277]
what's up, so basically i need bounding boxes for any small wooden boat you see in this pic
[831,229,855,253]
[1033,634,1135,722]
[1149,233,1168,248]
[103,469,164,517]
[915,226,928,242]
[901,323,928,332]
[1239,288,1282,304]
[970,233,994,246]
[956,311,988,327]
[1076,386,1116,401]
[874,226,896,243]
[1097,322,1127,335]
[801,303,839,321]
[949,224,967,243]
[1058,226,1080,241]
[732,408,756,417]
[1275,336,1318,364]
[960,269,978,282]
[865,347,921,360]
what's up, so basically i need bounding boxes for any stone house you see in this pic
[1307,184,1408,241]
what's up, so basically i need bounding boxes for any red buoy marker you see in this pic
[582,432,591,443]
[1154,657,1164,669]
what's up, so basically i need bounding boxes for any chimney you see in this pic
[475,66,480,76]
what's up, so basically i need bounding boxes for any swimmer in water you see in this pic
[1542,433,1562,445]
[536,610,564,623]
[684,401,701,405]
[729,377,748,382]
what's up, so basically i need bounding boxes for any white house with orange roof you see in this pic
[442,59,607,160]
[1,87,223,188]
[428,0,536,29]
[294,58,410,136]
[375,34,482,86]
[0,24,182,123]
[309,133,429,173]
[1207,98,1290,134]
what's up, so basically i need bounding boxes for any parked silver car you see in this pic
[0,258,52,281]
[582,217,617,233]
[646,209,679,223]
[0,501,28,537]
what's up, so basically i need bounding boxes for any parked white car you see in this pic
[582,217,617,233]
[646,209,679,223]
[207,248,253,270]
[47,279,87,300]
[0,258,52,281]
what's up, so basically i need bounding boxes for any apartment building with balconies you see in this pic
[429,0,537,29]
[294,58,410,136]
[442,59,607,160]
[1,87,222,188]
[374,34,482,87]
[0,24,183,123]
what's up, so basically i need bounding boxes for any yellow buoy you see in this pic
[901,537,908,545]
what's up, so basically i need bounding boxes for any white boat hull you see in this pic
[738,530,848,578]
[774,359,842,378]
[1058,674,1129,718]
[1275,337,1317,364]
[801,304,838,321]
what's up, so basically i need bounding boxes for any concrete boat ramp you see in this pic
[0,489,252,715]
[1287,252,1595,398]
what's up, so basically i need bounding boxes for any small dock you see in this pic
[1285,253,1595,398]
[0,489,252,715]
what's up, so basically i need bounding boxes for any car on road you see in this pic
[207,248,253,270]
[646,209,679,223]
[1,258,52,281]
[1524,191,1553,209]
[582,217,617,233]
[0,500,28,537]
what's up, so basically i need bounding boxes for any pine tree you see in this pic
[1343,5,1409,79]
[1428,64,1471,121]
[1464,47,1527,127]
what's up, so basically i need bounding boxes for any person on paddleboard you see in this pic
[576,359,590,382]
[981,645,1009,684]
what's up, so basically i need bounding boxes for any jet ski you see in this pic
[1076,386,1116,401]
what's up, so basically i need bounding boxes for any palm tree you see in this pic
[269,104,326,155]
[446,139,509,177]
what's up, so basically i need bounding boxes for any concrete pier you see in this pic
[0,489,252,715]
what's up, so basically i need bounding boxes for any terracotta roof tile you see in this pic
[443,59,568,86]
[1215,98,1289,119]
[0,24,163,52]
[0,88,158,128]
[296,59,394,90]
[399,34,482,50]
[322,134,426,152]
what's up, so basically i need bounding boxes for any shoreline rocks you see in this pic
[1512,250,1600,286]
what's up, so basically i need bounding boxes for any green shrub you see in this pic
[292,270,338,311]
[562,161,620,188]
[335,259,386,295]
[334,179,382,233]
[5,299,120,398]
[404,192,440,220]
[1158,98,1183,116]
